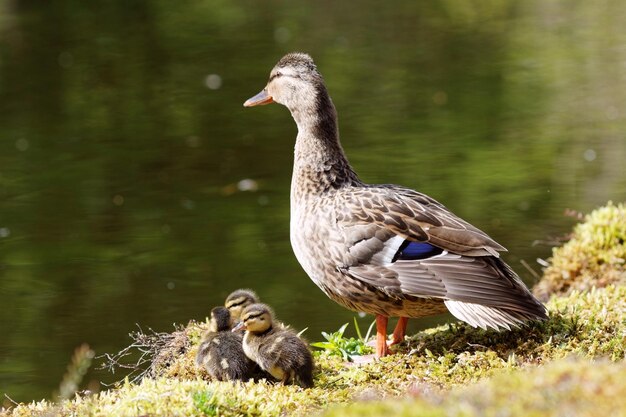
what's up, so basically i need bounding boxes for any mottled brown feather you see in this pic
[338,185,505,256]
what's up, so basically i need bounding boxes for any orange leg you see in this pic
[390,317,409,345]
[375,315,389,358]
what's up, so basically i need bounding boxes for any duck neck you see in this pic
[289,84,360,198]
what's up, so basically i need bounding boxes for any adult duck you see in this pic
[243,52,548,357]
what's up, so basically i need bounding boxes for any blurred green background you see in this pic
[1,0,625,403]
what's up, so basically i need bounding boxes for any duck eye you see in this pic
[276,71,282,77]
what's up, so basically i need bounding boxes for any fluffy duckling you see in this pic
[196,306,255,381]
[225,289,260,322]
[226,289,287,330]
[234,303,314,388]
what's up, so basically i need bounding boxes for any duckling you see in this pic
[196,306,255,381]
[234,303,314,388]
[225,289,288,330]
[224,289,260,322]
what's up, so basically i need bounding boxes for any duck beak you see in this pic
[232,321,246,332]
[243,89,274,107]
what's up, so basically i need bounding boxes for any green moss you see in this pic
[322,358,626,417]
[534,201,626,300]
[6,285,626,417]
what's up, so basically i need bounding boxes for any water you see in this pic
[1,0,625,403]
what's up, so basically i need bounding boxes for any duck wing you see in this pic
[336,185,547,328]
[338,185,505,257]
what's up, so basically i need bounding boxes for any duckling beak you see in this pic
[243,89,274,107]
[232,321,246,332]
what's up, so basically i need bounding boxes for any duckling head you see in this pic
[225,289,259,321]
[244,52,326,115]
[209,306,233,332]
[235,303,275,333]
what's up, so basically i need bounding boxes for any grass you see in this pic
[56,344,95,401]
[3,201,626,417]
[310,318,375,361]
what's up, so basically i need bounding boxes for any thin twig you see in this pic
[97,322,191,385]
[520,259,541,280]
[4,393,18,406]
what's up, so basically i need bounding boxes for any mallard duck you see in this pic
[234,303,314,388]
[243,52,549,358]
[195,306,256,381]
[225,289,260,322]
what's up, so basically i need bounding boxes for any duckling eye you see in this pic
[276,71,282,77]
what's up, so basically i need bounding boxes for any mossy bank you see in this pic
[4,202,625,417]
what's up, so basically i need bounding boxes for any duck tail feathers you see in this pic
[444,299,548,330]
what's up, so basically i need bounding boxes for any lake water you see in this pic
[1,0,625,403]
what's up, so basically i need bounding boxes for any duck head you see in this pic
[232,303,274,333]
[244,52,325,113]
[224,289,259,321]
[209,306,233,332]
